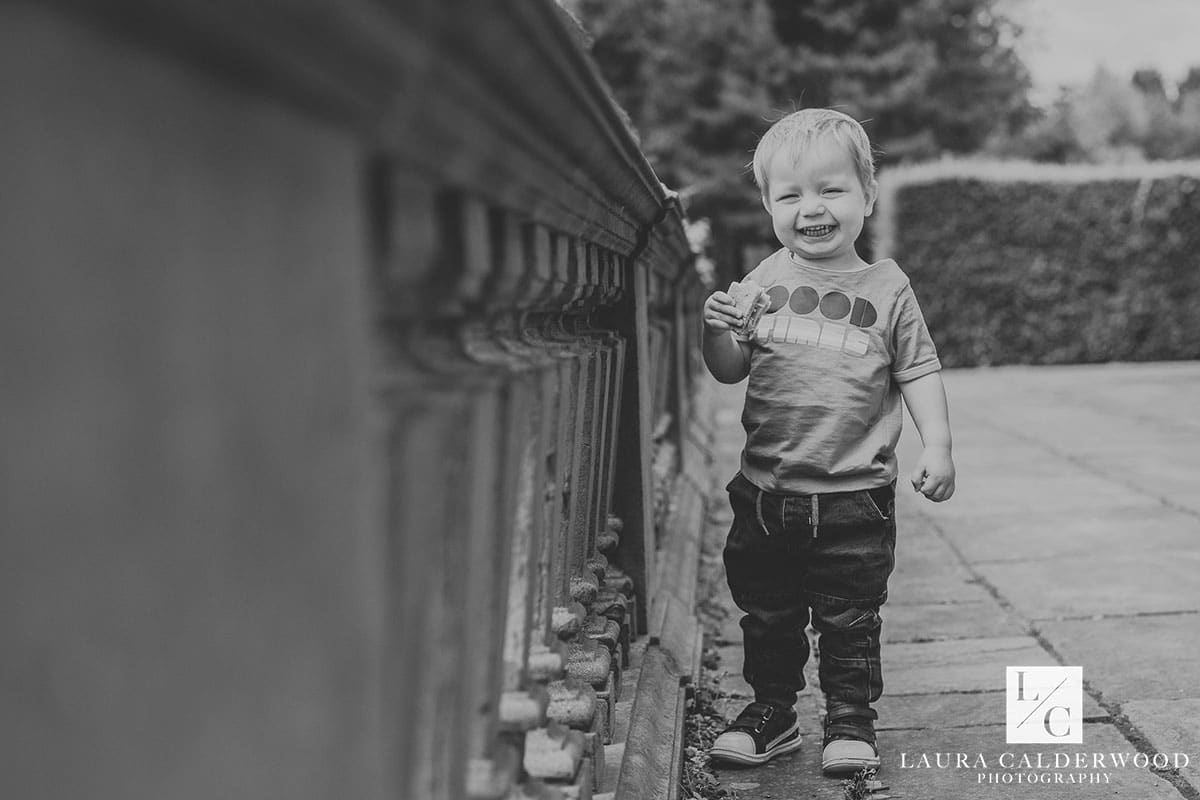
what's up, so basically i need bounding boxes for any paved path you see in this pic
[698,362,1200,800]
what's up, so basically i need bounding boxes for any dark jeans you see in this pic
[723,472,896,712]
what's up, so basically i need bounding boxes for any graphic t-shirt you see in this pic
[736,249,941,494]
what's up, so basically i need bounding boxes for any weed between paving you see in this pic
[680,641,741,800]
[682,517,743,800]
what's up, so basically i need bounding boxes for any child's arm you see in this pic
[899,371,956,502]
[702,290,753,383]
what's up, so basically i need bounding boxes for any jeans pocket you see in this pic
[861,485,894,520]
[727,473,783,540]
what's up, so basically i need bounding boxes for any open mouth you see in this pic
[798,224,836,237]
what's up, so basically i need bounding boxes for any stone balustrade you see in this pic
[2,2,709,799]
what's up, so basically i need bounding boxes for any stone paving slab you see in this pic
[944,362,1200,420]
[708,607,744,646]
[980,407,1194,453]
[875,691,1008,730]
[883,599,1027,643]
[883,636,1052,695]
[929,507,1196,565]
[887,525,994,606]
[976,548,1200,620]
[913,471,1164,522]
[888,525,970,569]
[709,723,1185,800]
[888,558,994,605]
[1077,454,1200,516]
[872,689,1107,730]
[990,411,1185,451]
[1035,613,1200,704]
[1069,437,1200,460]
[1120,698,1200,790]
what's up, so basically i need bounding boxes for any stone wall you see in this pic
[1,2,707,799]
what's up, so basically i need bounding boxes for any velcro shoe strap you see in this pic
[824,705,877,745]
[825,705,878,723]
[728,703,778,735]
[824,720,877,745]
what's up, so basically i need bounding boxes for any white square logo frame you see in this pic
[1006,666,1083,744]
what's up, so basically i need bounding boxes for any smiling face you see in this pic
[762,138,878,271]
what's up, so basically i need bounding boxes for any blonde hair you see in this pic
[752,108,876,195]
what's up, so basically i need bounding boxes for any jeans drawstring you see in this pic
[811,493,820,538]
[755,487,770,536]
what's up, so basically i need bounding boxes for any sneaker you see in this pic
[820,705,880,775]
[708,702,802,765]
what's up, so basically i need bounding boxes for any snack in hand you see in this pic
[728,279,770,335]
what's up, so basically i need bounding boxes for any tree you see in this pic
[573,0,1035,269]
[764,0,1035,161]
[1175,68,1200,158]
[1067,67,1149,160]
[989,66,1200,164]
[575,0,777,225]
[1133,69,1179,160]
[986,90,1089,163]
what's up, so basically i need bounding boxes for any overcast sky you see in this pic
[1001,0,1200,101]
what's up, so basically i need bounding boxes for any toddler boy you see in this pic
[702,108,955,775]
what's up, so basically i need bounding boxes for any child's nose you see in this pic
[800,199,826,216]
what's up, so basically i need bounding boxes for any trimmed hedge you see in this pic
[874,161,1200,367]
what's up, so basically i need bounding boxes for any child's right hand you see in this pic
[703,290,743,335]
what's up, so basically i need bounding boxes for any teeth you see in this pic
[799,225,834,236]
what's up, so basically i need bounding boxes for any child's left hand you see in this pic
[910,446,955,502]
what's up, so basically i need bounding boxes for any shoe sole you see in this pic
[822,755,881,775]
[709,729,803,765]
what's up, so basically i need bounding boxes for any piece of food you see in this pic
[728,279,770,335]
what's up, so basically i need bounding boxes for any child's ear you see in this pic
[864,179,879,217]
[761,191,772,213]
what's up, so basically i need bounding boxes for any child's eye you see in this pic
[822,188,845,196]
[776,193,799,202]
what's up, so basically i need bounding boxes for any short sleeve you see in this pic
[891,284,941,382]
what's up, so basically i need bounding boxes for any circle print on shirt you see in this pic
[766,285,790,312]
[788,286,820,314]
[819,291,851,320]
[756,284,879,357]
